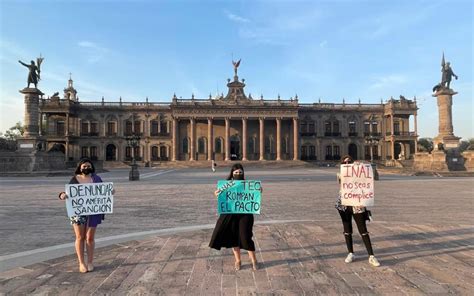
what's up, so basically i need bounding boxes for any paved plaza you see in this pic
[0,165,473,295]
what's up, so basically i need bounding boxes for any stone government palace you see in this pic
[38,66,418,165]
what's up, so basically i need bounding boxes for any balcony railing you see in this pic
[124,132,143,137]
[348,132,358,137]
[106,132,118,137]
[300,132,317,137]
[385,132,417,136]
[324,132,341,137]
[80,132,100,136]
[150,132,170,137]
[364,132,382,137]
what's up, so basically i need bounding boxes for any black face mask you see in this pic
[81,168,92,175]
[233,174,244,180]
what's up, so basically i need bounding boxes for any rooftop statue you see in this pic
[19,55,44,89]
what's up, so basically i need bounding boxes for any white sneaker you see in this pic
[345,253,355,263]
[369,255,380,267]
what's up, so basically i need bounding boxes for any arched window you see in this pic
[182,138,189,154]
[215,137,223,153]
[198,137,206,154]
[106,144,116,161]
[151,146,159,160]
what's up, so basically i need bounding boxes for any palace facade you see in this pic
[39,70,418,165]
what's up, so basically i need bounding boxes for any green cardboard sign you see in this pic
[217,180,262,214]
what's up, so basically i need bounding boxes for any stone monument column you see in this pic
[21,88,43,138]
[433,89,460,149]
[18,88,44,151]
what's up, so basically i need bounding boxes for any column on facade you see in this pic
[207,118,213,161]
[39,112,43,136]
[390,113,395,160]
[65,113,70,136]
[225,118,230,161]
[65,141,69,161]
[293,118,299,160]
[414,112,418,153]
[190,118,195,161]
[171,117,178,161]
[242,118,248,161]
[276,118,282,161]
[259,118,265,161]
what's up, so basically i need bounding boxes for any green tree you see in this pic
[1,122,24,140]
[418,137,433,152]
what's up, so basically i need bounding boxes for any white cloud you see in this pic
[369,74,407,90]
[77,41,109,64]
[224,10,250,23]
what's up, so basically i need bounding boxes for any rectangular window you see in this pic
[90,122,98,135]
[107,122,116,135]
[125,147,132,158]
[81,147,88,158]
[57,121,65,136]
[81,122,89,135]
[151,121,159,135]
[160,121,167,134]
[308,122,315,133]
[90,146,97,160]
[349,122,356,133]
[334,146,340,156]
[394,122,400,135]
[125,121,133,135]
[134,121,141,134]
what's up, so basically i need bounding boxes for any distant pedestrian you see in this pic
[336,155,380,267]
[58,158,109,273]
[209,163,259,271]
[211,160,217,172]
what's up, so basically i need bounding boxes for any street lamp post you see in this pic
[365,116,380,180]
[126,134,140,181]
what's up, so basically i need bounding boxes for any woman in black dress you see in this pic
[209,163,259,271]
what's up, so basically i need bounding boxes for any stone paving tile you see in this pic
[1,221,473,295]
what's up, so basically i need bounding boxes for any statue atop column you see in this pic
[19,55,44,89]
[433,53,458,92]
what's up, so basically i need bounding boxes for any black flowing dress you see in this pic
[209,213,256,251]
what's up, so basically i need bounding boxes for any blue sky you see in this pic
[1,0,472,139]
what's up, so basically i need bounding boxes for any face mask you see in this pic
[233,173,244,180]
[81,168,92,175]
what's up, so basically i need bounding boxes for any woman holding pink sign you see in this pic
[336,155,380,267]
[58,158,106,273]
[209,163,259,271]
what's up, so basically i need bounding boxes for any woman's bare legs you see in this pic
[232,247,241,270]
[248,251,258,270]
[73,224,87,272]
[86,226,97,271]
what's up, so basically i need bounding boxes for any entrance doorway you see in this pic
[106,144,117,161]
[230,135,240,160]
[348,143,358,160]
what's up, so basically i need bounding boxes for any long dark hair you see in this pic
[74,158,96,175]
[226,163,245,180]
[340,155,354,164]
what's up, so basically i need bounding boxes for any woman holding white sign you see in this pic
[209,163,259,271]
[336,155,380,267]
[58,158,106,273]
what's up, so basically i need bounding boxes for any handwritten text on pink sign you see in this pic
[340,163,374,206]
